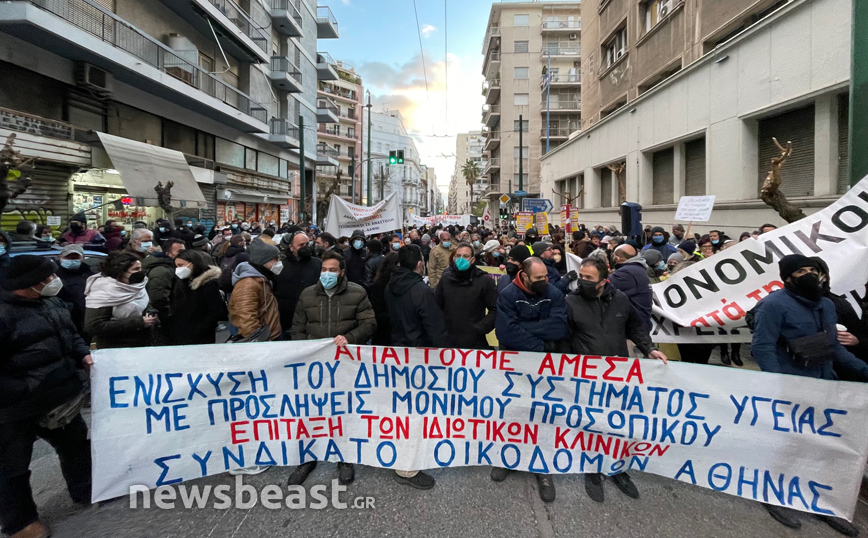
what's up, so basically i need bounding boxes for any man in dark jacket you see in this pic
[641,226,677,259]
[531,241,576,294]
[609,244,653,332]
[493,256,567,502]
[752,254,868,534]
[497,245,533,294]
[566,257,667,504]
[218,235,249,293]
[56,244,96,339]
[0,256,92,538]
[384,244,442,491]
[343,229,368,288]
[363,238,384,289]
[287,249,376,488]
[171,218,195,249]
[274,229,322,335]
[435,242,497,349]
[142,238,186,333]
[815,258,868,366]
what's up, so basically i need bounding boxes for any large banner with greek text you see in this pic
[411,214,471,227]
[325,194,401,237]
[91,341,868,519]
[650,176,868,343]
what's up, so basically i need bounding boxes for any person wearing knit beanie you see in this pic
[1,255,56,291]
[247,237,280,267]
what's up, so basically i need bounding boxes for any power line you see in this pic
[444,0,448,132]
[411,0,431,119]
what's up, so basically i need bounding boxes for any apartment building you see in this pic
[315,58,363,205]
[0,0,339,230]
[480,2,581,207]
[540,0,852,233]
[448,131,488,215]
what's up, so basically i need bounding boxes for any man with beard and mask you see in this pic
[609,244,653,332]
[497,244,532,294]
[228,238,283,342]
[274,229,322,335]
[343,229,368,288]
[565,257,667,504]
[668,224,685,246]
[315,232,338,257]
[751,254,868,535]
[493,256,567,503]
[641,226,676,259]
[59,213,104,247]
[435,242,497,349]
[531,241,577,294]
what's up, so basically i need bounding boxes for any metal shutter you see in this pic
[758,105,815,197]
[685,138,706,196]
[837,94,850,194]
[1,162,72,230]
[198,183,218,228]
[600,168,612,207]
[576,175,585,209]
[652,147,675,205]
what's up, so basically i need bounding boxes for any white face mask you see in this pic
[270,261,284,275]
[175,266,192,280]
[35,277,63,297]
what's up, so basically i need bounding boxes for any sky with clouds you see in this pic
[320,0,493,196]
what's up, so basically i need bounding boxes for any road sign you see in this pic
[499,193,511,205]
[514,190,528,197]
[521,198,554,214]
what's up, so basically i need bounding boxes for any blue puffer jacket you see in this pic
[543,258,571,294]
[495,278,567,352]
[751,288,868,380]
[608,257,653,332]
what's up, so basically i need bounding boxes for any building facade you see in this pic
[315,58,363,208]
[0,0,340,231]
[540,0,852,233]
[448,131,488,215]
[480,2,581,207]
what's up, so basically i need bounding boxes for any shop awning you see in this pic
[223,188,288,204]
[97,132,206,207]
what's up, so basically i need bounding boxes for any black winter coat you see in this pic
[435,266,497,349]
[385,266,448,347]
[343,247,368,288]
[273,254,322,332]
[168,267,228,345]
[0,292,89,423]
[364,253,384,289]
[563,283,656,357]
[57,262,97,338]
[369,276,392,345]
[608,260,653,332]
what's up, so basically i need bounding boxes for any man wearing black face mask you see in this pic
[564,257,667,504]
[435,242,497,349]
[497,244,532,294]
[751,254,868,534]
[274,229,322,337]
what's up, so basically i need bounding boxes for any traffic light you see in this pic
[397,150,404,164]
[388,151,397,165]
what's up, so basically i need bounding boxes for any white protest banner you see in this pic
[674,195,716,222]
[325,194,400,237]
[91,341,868,520]
[650,176,868,343]
[482,202,493,229]
[412,214,471,227]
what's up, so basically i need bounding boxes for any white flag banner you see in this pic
[650,176,868,343]
[91,341,868,520]
[412,214,471,227]
[482,202,494,229]
[325,194,401,237]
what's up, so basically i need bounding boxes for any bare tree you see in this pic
[761,138,807,223]
[0,134,34,215]
[607,162,627,204]
[316,168,342,226]
[154,181,175,222]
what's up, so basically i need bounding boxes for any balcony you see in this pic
[541,44,581,58]
[541,18,581,33]
[540,101,581,113]
[318,82,358,103]
[339,107,357,122]
[484,50,501,77]
[482,104,501,128]
[542,73,581,86]
[268,56,303,93]
[266,118,300,148]
[483,23,500,56]
[2,0,268,133]
[484,158,500,174]
[316,97,339,123]
[158,0,269,63]
[316,52,339,81]
[316,143,339,167]
[268,0,302,37]
[316,6,339,39]
[319,125,359,141]
[540,127,574,139]
[482,78,501,105]
[483,130,500,151]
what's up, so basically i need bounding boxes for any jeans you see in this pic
[0,414,92,535]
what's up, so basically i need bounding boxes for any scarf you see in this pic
[84,274,150,320]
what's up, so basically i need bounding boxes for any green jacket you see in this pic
[290,276,376,344]
[142,254,175,316]
[85,306,152,349]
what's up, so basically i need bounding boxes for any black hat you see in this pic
[509,245,533,263]
[1,255,55,290]
[350,229,366,241]
[70,212,87,224]
[779,254,819,281]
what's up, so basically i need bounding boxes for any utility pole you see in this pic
[365,91,373,206]
[849,0,868,186]
[299,114,305,224]
[379,163,385,201]
[350,153,356,203]
[518,113,524,192]
[545,52,551,154]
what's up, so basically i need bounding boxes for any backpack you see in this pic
[219,254,238,293]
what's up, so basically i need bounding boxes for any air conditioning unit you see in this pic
[569,33,578,40]
[659,0,672,18]
[74,63,113,95]
[574,61,581,68]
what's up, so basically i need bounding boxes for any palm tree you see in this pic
[461,159,481,213]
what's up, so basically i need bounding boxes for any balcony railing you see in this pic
[541,18,581,31]
[319,126,359,140]
[271,118,299,139]
[487,51,501,64]
[541,101,581,110]
[543,73,581,84]
[541,128,574,137]
[316,5,339,37]
[316,143,339,158]
[542,44,581,57]
[27,0,268,123]
[485,158,501,169]
[485,131,500,141]
[317,51,336,65]
[271,56,302,83]
[206,0,269,53]
[317,97,339,114]
[318,83,357,101]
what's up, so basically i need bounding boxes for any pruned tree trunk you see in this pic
[316,168,342,227]
[761,138,807,223]
[0,134,34,214]
[154,181,175,222]
[607,162,627,204]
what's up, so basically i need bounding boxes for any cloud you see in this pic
[421,24,437,38]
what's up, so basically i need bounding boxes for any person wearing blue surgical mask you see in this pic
[344,231,369,288]
[287,249,376,488]
[56,244,97,334]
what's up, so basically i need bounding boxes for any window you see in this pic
[514,93,529,106]
[245,148,257,170]
[514,67,529,80]
[513,120,529,132]
[758,105,815,197]
[651,147,674,205]
[513,173,527,185]
[514,41,529,53]
[600,168,613,207]
[685,138,706,196]
[514,14,529,26]
[215,138,244,168]
[643,0,673,33]
[258,152,279,177]
[347,127,356,139]
[603,27,627,69]
[513,146,529,158]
